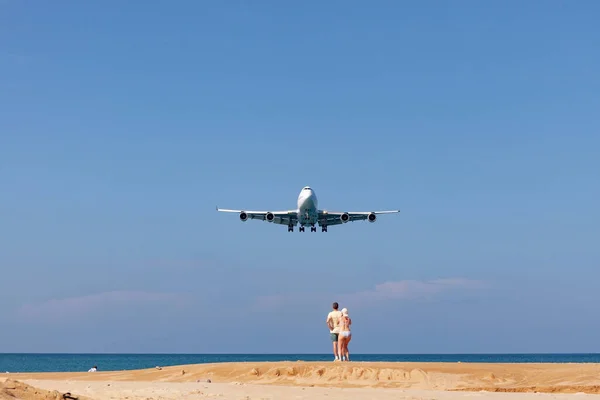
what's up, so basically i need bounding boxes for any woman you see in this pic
[337,308,352,361]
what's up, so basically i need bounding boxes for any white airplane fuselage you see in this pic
[297,187,319,226]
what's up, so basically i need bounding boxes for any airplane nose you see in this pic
[304,193,314,206]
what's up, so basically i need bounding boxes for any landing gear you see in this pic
[296,223,319,232]
[321,225,328,232]
[288,225,294,232]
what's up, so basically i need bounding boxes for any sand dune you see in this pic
[5,361,600,395]
[0,378,92,400]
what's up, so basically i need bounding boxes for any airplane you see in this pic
[216,186,400,232]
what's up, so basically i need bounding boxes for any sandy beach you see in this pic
[3,361,600,399]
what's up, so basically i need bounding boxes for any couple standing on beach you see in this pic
[326,302,352,361]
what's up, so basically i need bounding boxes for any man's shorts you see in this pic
[330,332,339,342]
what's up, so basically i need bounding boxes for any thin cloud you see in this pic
[16,290,189,321]
[353,278,485,301]
[252,278,486,311]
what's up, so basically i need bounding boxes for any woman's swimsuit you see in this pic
[340,316,351,337]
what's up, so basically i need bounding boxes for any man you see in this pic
[326,301,342,361]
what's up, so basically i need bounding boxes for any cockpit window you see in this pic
[303,187,311,190]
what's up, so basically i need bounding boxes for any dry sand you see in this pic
[3,361,600,399]
[0,378,93,400]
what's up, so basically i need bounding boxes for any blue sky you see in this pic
[1,1,599,354]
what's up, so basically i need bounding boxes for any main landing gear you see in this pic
[288,224,328,232]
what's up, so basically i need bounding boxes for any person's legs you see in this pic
[338,335,346,361]
[330,333,339,360]
[345,334,351,361]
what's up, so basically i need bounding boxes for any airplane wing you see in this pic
[318,209,400,227]
[216,207,299,226]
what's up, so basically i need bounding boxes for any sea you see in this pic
[1,353,600,373]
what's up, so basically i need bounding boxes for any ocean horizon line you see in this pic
[2,352,600,355]
[3,353,600,373]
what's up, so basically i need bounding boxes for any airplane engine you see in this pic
[239,212,248,222]
[340,213,349,223]
[368,212,377,223]
[266,212,274,222]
